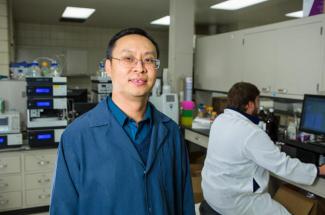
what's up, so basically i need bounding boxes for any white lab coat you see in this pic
[201,109,317,215]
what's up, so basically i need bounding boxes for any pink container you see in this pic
[181,101,195,110]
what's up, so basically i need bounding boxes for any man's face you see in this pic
[105,34,158,100]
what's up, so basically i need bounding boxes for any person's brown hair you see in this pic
[227,82,260,112]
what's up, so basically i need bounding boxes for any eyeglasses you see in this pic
[111,56,160,69]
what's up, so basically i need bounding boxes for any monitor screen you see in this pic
[299,94,325,135]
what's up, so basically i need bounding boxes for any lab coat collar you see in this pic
[88,96,170,169]
[88,97,170,128]
[224,107,260,125]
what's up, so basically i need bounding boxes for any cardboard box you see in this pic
[303,0,325,17]
[274,185,324,215]
[192,175,203,203]
[190,151,206,165]
[190,163,203,203]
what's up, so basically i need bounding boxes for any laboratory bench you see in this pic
[184,127,325,199]
[0,145,57,214]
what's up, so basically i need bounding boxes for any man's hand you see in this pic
[319,164,325,176]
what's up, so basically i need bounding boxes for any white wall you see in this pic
[15,22,169,90]
[0,0,9,76]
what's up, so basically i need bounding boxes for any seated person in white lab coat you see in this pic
[200,82,325,215]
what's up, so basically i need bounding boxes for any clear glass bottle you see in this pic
[258,106,267,131]
[50,62,61,77]
[97,61,107,78]
[26,61,41,77]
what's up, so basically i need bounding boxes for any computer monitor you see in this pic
[299,94,325,136]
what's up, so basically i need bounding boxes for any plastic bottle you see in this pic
[50,62,61,77]
[287,121,297,140]
[26,61,41,77]
[97,61,107,78]
[258,106,267,131]
[265,108,278,142]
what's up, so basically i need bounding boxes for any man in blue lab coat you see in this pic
[50,28,195,215]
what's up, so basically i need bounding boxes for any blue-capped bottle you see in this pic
[50,61,61,77]
[26,61,41,77]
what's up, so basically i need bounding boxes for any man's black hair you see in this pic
[227,82,260,112]
[106,27,160,59]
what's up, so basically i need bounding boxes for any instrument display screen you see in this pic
[35,88,51,94]
[36,101,51,107]
[0,137,4,144]
[37,134,52,140]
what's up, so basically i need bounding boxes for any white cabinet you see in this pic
[0,149,57,212]
[0,175,22,192]
[195,14,325,98]
[0,155,21,174]
[0,191,23,211]
[25,188,51,207]
[24,153,56,172]
[194,32,243,92]
[275,22,323,96]
[0,152,22,212]
[243,29,277,96]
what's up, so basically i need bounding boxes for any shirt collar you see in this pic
[108,97,152,126]
[226,107,260,125]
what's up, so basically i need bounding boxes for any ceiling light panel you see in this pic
[211,0,269,10]
[62,7,96,19]
[285,10,303,18]
[151,16,170,26]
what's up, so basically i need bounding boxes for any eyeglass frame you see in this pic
[110,56,160,69]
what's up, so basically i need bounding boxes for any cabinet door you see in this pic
[275,22,323,96]
[242,29,277,95]
[194,32,243,92]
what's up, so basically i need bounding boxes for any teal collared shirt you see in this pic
[108,97,152,164]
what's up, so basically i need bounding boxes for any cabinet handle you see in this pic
[0,164,7,169]
[38,194,50,199]
[38,178,50,184]
[277,88,288,94]
[0,183,8,188]
[0,199,9,205]
[261,87,270,93]
[38,160,50,166]
[195,136,200,141]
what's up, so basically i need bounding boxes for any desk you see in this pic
[184,128,325,198]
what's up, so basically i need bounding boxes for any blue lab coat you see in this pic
[50,98,195,215]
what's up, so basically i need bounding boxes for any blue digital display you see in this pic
[37,134,52,140]
[35,88,50,94]
[36,101,51,107]
[0,137,5,144]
